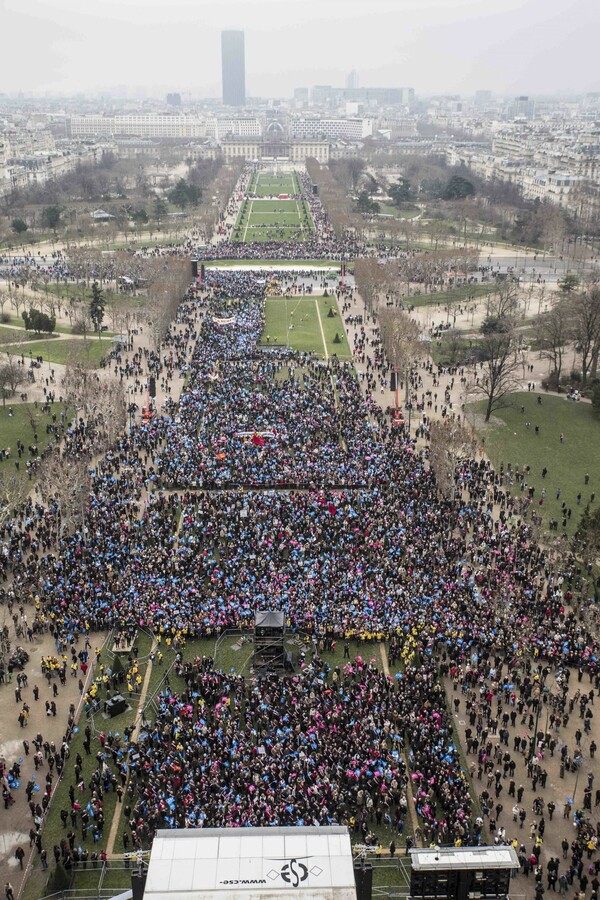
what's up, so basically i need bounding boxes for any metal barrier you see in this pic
[38,860,139,900]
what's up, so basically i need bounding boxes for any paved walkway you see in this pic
[333,284,598,897]
[0,626,99,894]
[0,295,200,896]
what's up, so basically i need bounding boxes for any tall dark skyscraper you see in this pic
[221,30,246,107]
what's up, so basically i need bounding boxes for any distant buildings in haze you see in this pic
[221,30,246,107]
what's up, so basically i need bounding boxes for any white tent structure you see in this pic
[143,827,357,900]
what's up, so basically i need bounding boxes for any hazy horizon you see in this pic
[3,0,599,99]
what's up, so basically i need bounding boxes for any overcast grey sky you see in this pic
[3,0,598,98]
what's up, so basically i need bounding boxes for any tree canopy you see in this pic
[388,177,412,206]
[41,205,62,232]
[443,175,475,201]
[356,191,380,215]
[89,281,106,333]
[167,179,202,211]
[22,308,56,334]
[11,218,28,234]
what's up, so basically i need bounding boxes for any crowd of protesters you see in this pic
[0,267,599,894]
[126,657,473,845]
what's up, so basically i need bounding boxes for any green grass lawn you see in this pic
[379,202,420,219]
[0,324,28,343]
[36,283,118,308]
[260,296,351,360]
[45,283,96,301]
[251,172,299,196]
[0,401,68,463]
[472,392,600,536]
[4,337,109,368]
[430,335,485,367]
[233,198,314,243]
[410,283,497,308]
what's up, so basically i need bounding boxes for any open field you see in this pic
[249,171,300,196]
[45,283,118,303]
[4,336,109,367]
[410,282,497,308]
[472,391,600,536]
[233,198,314,243]
[260,295,352,359]
[0,325,28,343]
[0,401,69,464]
[378,202,420,219]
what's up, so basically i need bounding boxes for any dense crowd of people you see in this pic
[197,169,365,260]
[127,658,473,844]
[0,265,598,895]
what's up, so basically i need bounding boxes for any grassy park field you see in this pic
[0,401,69,464]
[249,171,300,196]
[410,282,497,308]
[260,295,351,360]
[474,392,600,536]
[4,336,108,367]
[233,198,314,243]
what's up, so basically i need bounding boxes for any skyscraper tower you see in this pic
[346,70,359,90]
[221,30,246,107]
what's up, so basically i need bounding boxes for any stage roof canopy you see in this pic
[143,827,356,900]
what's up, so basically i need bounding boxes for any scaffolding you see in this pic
[253,610,287,676]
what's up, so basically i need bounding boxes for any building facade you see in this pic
[221,137,329,163]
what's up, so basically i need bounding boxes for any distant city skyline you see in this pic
[3,0,599,98]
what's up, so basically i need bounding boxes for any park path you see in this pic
[0,625,105,897]
[105,634,158,859]
[334,285,599,896]
[0,294,200,894]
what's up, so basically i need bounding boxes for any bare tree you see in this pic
[305,158,360,238]
[429,419,477,499]
[570,286,600,385]
[535,300,572,383]
[488,280,520,319]
[0,289,10,318]
[572,504,600,570]
[144,258,191,349]
[470,327,521,422]
[354,258,388,313]
[61,364,126,450]
[38,453,91,542]
[0,358,26,404]
[0,469,28,532]
[379,308,424,403]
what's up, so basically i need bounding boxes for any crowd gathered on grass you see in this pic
[1,266,599,894]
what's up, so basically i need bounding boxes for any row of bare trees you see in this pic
[537,284,600,387]
[354,250,480,314]
[144,258,191,348]
[194,159,245,243]
[305,158,360,238]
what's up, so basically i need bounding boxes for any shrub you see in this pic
[592,382,600,416]
[542,371,560,392]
